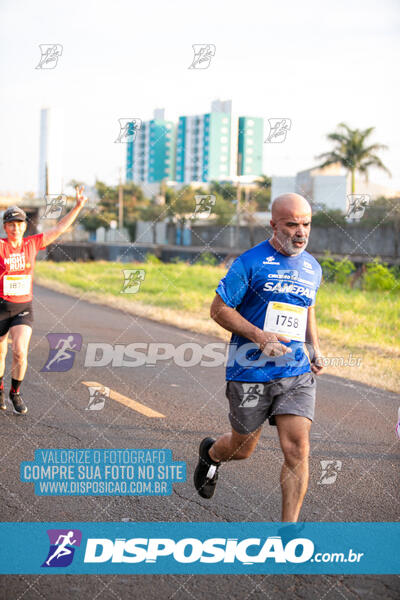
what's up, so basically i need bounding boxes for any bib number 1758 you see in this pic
[263,301,307,342]
[275,314,300,329]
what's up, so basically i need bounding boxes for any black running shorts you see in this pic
[0,300,34,336]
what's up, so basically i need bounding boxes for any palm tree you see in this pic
[316,123,391,193]
[251,174,271,211]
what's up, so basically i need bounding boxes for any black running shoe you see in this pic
[194,437,220,499]
[0,389,6,411]
[9,391,28,415]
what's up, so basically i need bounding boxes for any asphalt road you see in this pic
[0,285,399,599]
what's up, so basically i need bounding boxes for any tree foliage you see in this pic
[316,123,390,193]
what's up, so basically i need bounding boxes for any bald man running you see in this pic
[194,193,324,522]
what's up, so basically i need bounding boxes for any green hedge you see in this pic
[320,252,399,291]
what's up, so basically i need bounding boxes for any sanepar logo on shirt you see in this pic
[83,536,314,564]
[263,281,316,300]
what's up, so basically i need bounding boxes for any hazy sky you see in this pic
[0,0,399,195]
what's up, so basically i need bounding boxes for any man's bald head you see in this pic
[269,193,312,256]
[271,193,311,221]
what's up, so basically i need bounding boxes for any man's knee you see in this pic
[13,347,27,365]
[282,439,310,466]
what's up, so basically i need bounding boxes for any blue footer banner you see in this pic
[0,522,398,574]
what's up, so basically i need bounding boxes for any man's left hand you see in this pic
[311,354,324,375]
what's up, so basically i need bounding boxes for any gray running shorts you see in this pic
[226,371,316,434]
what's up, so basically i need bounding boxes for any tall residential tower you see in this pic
[126,109,176,185]
[237,116,263,177]
[175,110,231,183]
[125,101,264,185]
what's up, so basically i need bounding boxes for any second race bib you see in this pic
[263,301,307,342]
[3,274,31,296]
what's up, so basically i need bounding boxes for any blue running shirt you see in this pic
[216,239,322,382]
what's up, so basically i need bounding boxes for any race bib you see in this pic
[263,301,307,342]
[3,274,31,296]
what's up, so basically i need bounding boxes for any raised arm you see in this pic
[41,186,88,247]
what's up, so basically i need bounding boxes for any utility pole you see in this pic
[118,168,123,230]
[236,180,241,247]
[45,162,49,196]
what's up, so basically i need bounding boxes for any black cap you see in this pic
[3,206,27,224]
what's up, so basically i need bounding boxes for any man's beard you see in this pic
[276,231,309,256]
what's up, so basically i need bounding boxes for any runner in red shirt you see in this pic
[0,186,88,414]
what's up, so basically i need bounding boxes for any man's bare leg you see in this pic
[0,332,9,379]
[0,332,9,409]
[6,325,32,414]
[209,426,263,462]
[10,324,32,381]
[276,414,311,522]
[194,425,264,499]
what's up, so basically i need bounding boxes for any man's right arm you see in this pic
[210,293,291,357]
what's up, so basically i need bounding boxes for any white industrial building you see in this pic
[271,163,397,211]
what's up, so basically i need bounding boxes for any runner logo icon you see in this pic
[86,385,110,411]
[346,194,370,220]
[192,195,216,219]
[35,44,63,69]
[265,118,291,143]
[239,383,265,407]
[318,460,342,485]
[188,44,216,69]
[114,119,142,143]
[42,194,67,219]
[41,333,82,372]
[121,269,146,294]
[42,529,82,567]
